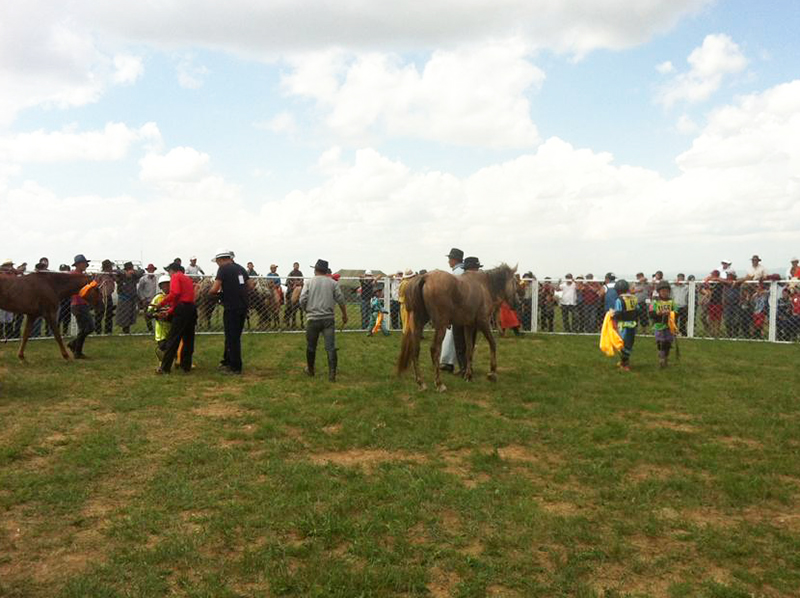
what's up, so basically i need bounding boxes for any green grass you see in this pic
[1,332,799,597]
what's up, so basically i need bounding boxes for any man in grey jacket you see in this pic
[299,259,348,381]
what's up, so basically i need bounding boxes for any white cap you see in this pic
[158,274,171,285]
[721,259,731,264]
[213,249,234,261]
[365,269,373,275]
[190,255,197,260]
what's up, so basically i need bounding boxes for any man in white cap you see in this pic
[746,255,767,280]
[720,260,733,279]
[209,249,253,374]
[786,257,799,280]
[185,256,205,277]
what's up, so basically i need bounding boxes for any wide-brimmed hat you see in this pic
[165,261,183,272]
[446,247,464,261]
[721,259,732,265]
[463,256,482,270]
[145,263,156,272]
[403,269,414,278]
[312,258,329,273]
[792,257,799,263]
[751,254,761,262]
[158,274,171,285]
[1,258,13,267]
[123,261,134,270]
[364,269,373,276]
[73,254,89,266]
[213,249,234,262]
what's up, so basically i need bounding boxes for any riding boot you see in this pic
[327,349,338,382]
[305,350,315,377]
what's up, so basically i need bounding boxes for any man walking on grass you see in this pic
[67,254,93,359]
[300,259,348,381]
[157,261,197,374]
[208,249,254,375]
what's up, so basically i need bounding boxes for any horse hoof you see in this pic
[418,383,427,391]
[436,384,448,393]
[17,355,25,361]
[486,373,497,382]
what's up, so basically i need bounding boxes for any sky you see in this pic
[1,0,799,277]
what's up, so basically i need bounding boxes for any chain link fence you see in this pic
[3,274,800,344]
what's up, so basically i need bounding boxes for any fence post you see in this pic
[768,280,778,343]
[687,280,695,339]
[530,279,539,333]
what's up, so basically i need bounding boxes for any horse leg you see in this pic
[411,320,426,391]
[17,315,34,361]
[463,325,475,381]
[478,320,498,382]
[46,311,69,360]
[430,325,448,392]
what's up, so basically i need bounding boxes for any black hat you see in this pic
[463,256,482,270]
[312,258,329,273]
[123,261,134,270]
[101,259,113,268]
[446,248,464,261]
[72,254,89,266]
[164,261,183,272]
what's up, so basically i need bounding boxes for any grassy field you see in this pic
[1,332,799,597]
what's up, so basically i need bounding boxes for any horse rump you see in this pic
[397,275,426,375]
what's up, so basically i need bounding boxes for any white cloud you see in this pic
[658,34,748,107]
[3,79,799,275]
[72,0,712,58]
[281,41,544,148]
[139,147,211,183]
[0,122,160,163]
[656,60,675,74]
[176,55,209,89]
[112,54,144,84]
[256,111,297,135]
[676,114,699,135]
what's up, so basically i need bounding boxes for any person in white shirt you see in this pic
[185,256,205,277]
[137,264,160,332]
[786,257,799,280]
[746,255,767,280]
[720,260,734,279]
[670,273,690,336]
[559,274,577,332]
[440,248,466,373]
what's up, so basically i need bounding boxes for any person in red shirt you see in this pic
[156,262,197,374]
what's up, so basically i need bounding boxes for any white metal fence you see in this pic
[3,275,799,345]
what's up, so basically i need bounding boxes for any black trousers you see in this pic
[390,300,400,330]
[222,308,246,372]
[160,303,197,372]
[71,304,94,355]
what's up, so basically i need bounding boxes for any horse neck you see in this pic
[51,272,90,297]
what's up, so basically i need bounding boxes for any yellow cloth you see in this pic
[599,310,623,356]
[668,311,678,335]
[371,312,384,335]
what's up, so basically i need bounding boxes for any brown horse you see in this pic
[397,264,518,392]
[0,272,100,360]
[194,277,218,330]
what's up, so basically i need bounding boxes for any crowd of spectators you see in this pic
[2,253,800,342]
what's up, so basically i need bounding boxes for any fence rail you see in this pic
[2,276,799,345]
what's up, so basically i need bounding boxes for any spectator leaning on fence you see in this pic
[137,264,159,333]
[671,274,689,336]
[95,260,116,335]
[539,277,556,332]
[116,261,143,334]
[633,273,651,332]
[185,256,204,277]
[300,259,348,382]
[210,249,254,375]
[747,255,767,280]
[603,272,617,313]
[559,274,577,333]
[786,257,799,280]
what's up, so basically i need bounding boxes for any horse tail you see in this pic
[397,275,426,375]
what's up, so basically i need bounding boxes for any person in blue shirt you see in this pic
[611,279,638,371]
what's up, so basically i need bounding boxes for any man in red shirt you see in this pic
[157,262,197,374]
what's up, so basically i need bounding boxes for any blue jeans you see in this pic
[620,326,636,363]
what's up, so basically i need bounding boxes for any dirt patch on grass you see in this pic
[440,450,490,488]
[717,436,764,450]
[427,566,460,598]
[322,423,342,435]
[192,402,245,418]
[307,449,427,469]
[497,444,562,465]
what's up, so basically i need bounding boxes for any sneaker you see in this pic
[440,364,455,373]
[155,367,167,375]
[620,364,631,372]
[304,367,315,377]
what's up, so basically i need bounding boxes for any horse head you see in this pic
[487,263,518,310]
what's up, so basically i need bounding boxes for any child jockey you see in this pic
[146,275,172,360]
[611,279,638,371]
[650,280,676,367]
[367,284,390,336]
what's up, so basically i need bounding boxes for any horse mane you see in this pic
[484,263,514,298]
